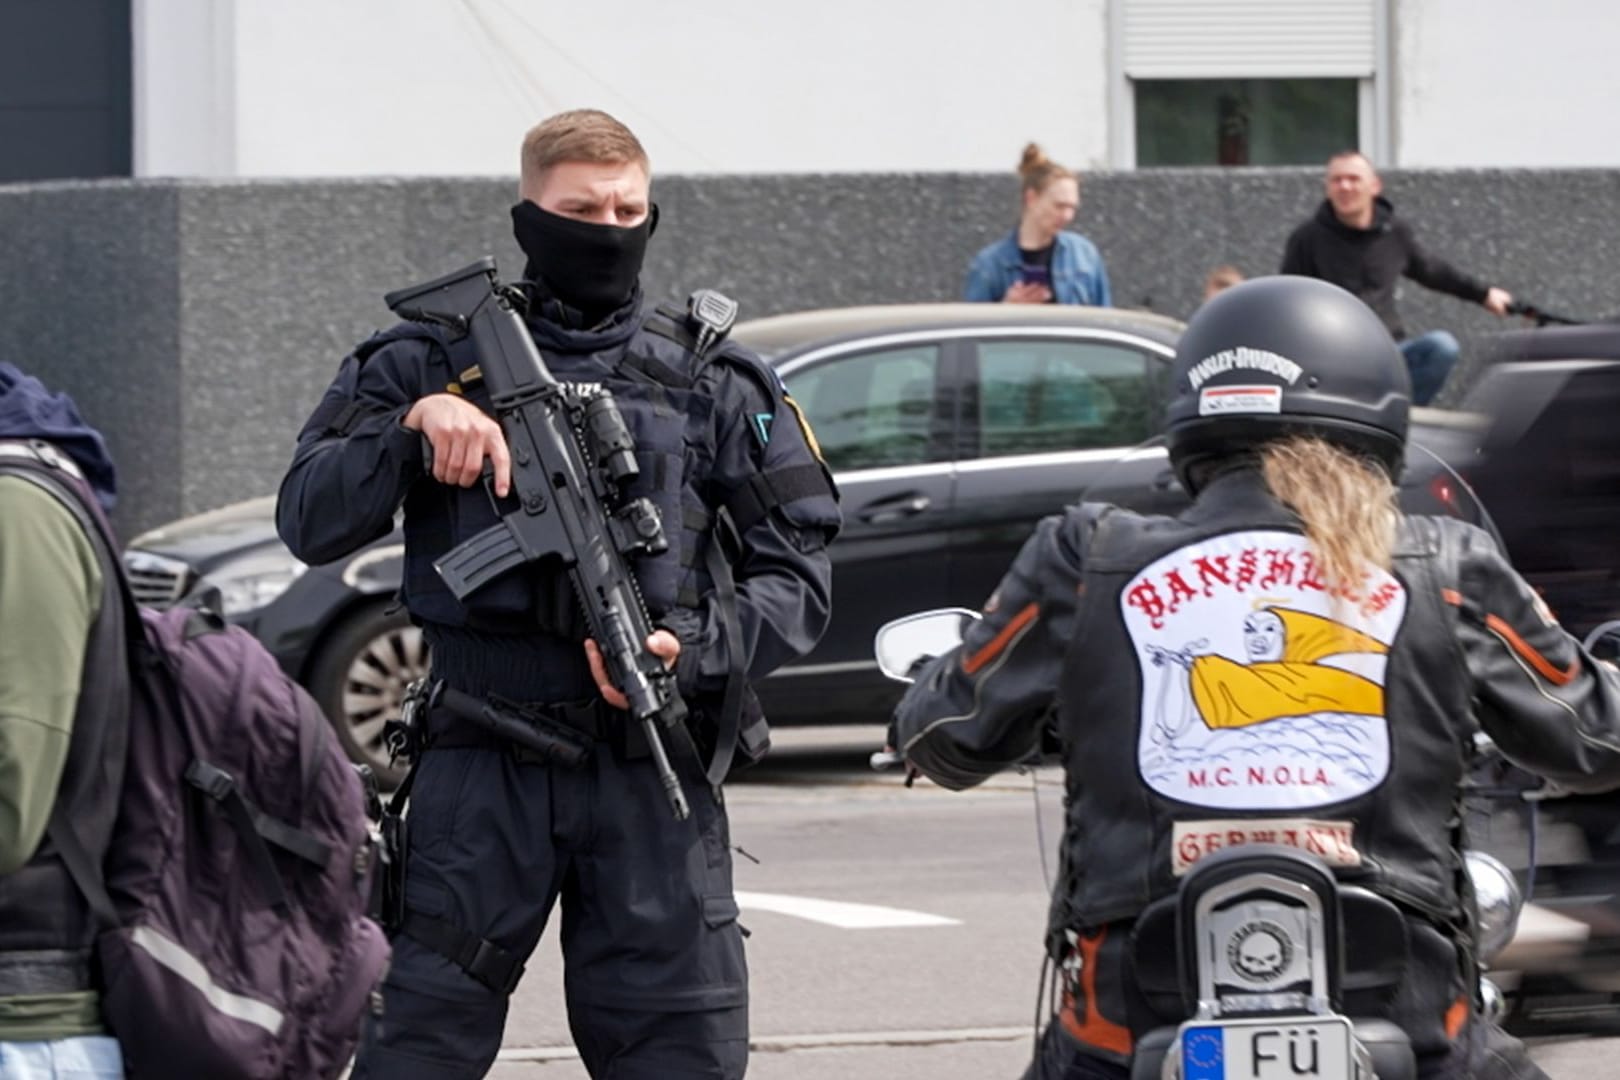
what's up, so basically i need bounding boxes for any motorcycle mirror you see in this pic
[1465,850,1525,962]
[873,608,982,683]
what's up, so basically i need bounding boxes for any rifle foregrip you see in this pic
[435,521,525,600]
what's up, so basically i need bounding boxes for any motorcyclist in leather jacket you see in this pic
[890,275,1620,1080]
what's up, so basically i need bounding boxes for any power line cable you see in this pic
[480,0,724,171]
[452,0,558,120]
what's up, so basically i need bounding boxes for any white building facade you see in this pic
[132,0,1620,178]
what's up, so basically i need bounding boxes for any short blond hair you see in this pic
[520,109,648,184]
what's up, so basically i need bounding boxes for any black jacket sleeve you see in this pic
[890,506,1094,791]
[275,339,433,566]
[1449,521,1620,793]
[1279,222,1315,276]
[661,352,841,696]
[1397,220,1490,304]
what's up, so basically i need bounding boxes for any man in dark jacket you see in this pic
[0,365,127,1078]
[277,109,840,1079]
[1280,150,1515,405]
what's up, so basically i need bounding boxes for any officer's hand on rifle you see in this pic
[584,631,681,711]
[404,393,512,497]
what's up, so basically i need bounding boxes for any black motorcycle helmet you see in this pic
[1165,275,1410,494]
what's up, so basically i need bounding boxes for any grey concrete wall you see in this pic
[0,181,182,531]
[2,168,1617,538]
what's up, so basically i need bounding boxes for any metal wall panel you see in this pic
[1124,0,1377,78]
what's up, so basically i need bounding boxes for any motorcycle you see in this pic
[872,608,1527,1080]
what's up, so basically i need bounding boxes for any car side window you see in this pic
[976,338,1153,457]
[783,344,942,471]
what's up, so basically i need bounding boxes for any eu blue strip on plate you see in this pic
[1182,1026,1225,1080]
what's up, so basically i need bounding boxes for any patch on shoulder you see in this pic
[781,393,826,466]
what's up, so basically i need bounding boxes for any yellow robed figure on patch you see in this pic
[1188,606,1387,730]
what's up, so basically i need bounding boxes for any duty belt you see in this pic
[390,678,649,766]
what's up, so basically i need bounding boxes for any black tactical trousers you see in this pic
[352,736,748,1079]
[1025,1016,1550,1080]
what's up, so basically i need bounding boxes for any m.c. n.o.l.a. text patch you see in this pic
[1122,530,1408,811]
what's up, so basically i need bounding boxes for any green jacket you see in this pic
[0,475,105,1039]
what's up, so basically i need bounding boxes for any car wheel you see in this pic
[307,602,428,788]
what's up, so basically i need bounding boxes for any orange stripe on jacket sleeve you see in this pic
[961,602,1039,676]
[1442,588,1462,606]
[1444,995,1470,1041]
[1485,613,1577,685]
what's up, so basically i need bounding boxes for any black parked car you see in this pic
[124,303,1510,780]
[1450,320,1620,635]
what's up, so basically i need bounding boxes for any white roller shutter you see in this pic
[1123,0,1378,79]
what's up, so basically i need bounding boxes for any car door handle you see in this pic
[858,494,932,524]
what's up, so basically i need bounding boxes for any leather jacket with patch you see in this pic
[893,467,1620,1053]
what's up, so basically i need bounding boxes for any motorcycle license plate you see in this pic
[1180,1016,1354,1079]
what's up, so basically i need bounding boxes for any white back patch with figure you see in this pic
[1122,530,1407,811]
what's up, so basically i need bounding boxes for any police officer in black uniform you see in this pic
[890,276,1620,1080]
[276,109,840,1080]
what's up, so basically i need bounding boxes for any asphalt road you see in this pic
[485,726,1619,1079]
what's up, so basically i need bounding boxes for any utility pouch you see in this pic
[730,685,773,771]
[375,698,420,934]
[378,811,408,933]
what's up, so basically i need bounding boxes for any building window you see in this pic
[1135,78,1359,167]
[1112,0,1385,168]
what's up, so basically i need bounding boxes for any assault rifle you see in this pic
[384,257,691,820]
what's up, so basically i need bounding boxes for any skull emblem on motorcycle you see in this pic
[1226,920,1293,983]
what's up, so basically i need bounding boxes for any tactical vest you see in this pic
[1049,472,1475,941]
[0,444,129,996]
[358,303,786,640]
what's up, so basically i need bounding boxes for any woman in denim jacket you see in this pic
[964,143,1112,307]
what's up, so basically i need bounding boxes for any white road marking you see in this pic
[734,890,961,929]
[495,1026,1027,1062]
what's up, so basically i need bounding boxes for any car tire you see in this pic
[306,601,428,789]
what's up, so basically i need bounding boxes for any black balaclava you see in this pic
[510,200,658,323]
